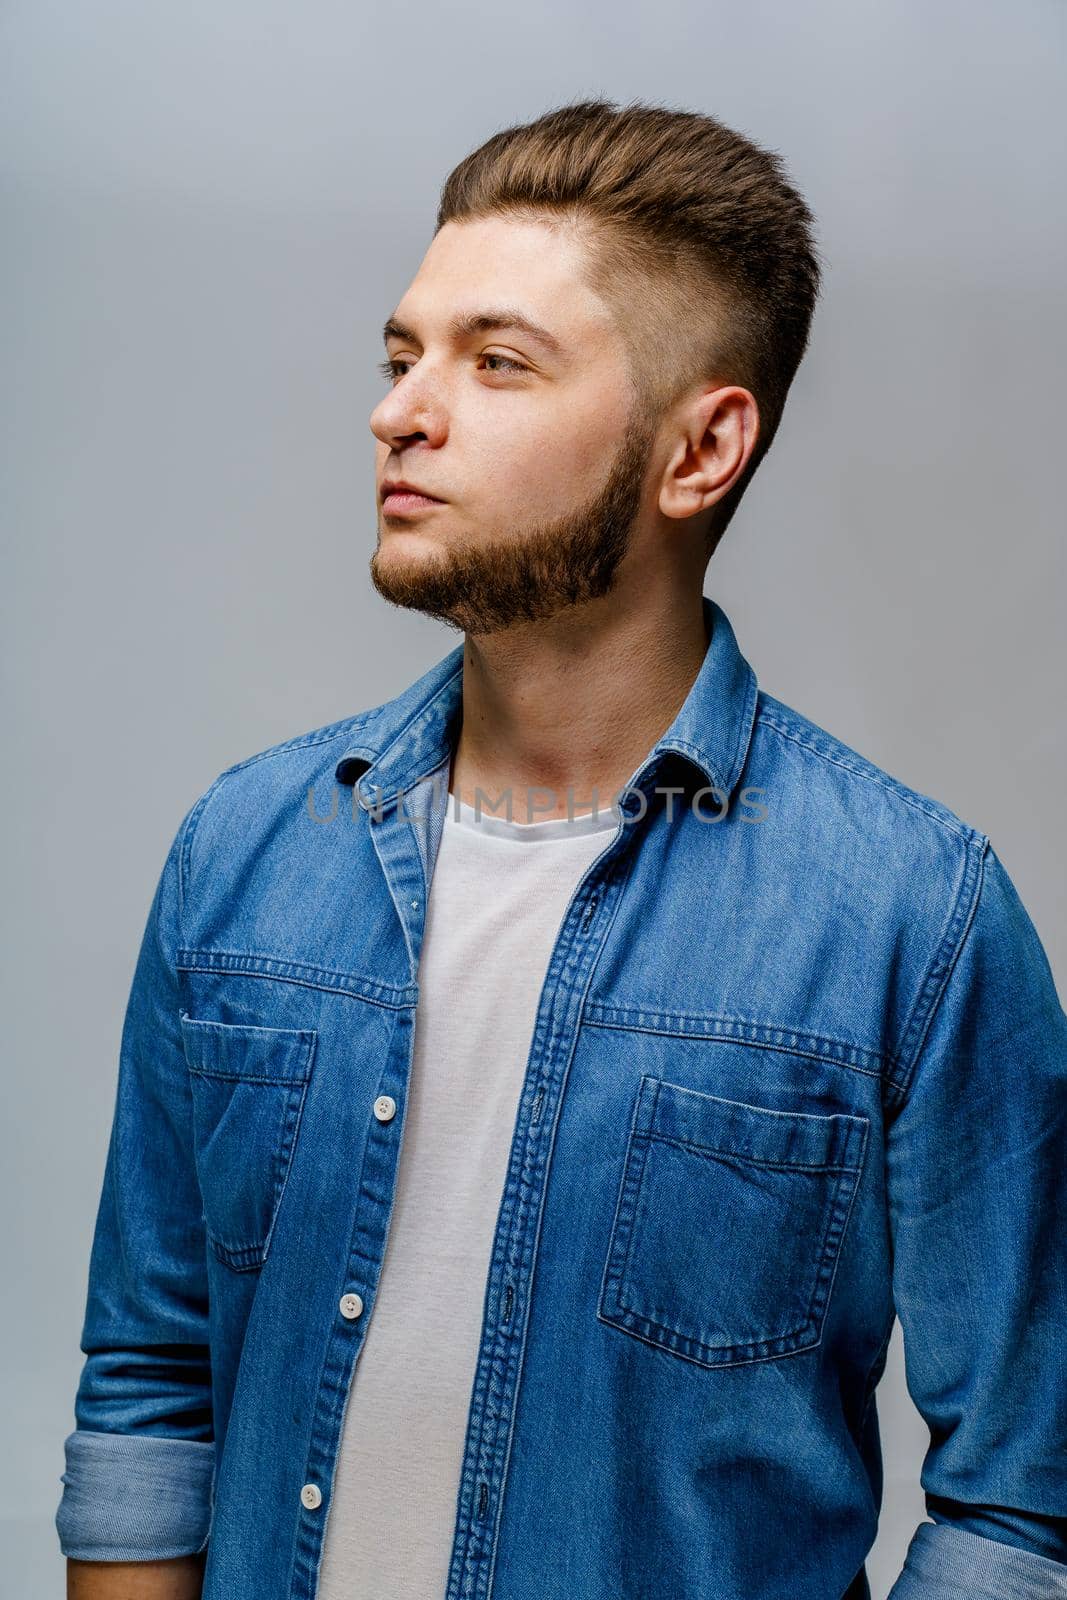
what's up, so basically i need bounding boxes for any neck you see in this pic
[448,584,711,823]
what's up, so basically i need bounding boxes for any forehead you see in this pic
[393,216,621,349]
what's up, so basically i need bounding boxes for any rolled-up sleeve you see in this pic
[55,806,216,1561]
[885,841,1067,1597]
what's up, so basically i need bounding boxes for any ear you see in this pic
[657,385,759,523]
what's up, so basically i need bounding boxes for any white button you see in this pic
[339,1292,364,1320]
[374,1095,397,1122]
[300,1482,322,1510]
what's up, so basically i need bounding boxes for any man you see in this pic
[57,97,1067,1599]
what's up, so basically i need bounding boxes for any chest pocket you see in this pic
[179,1013,318,1273]
[598,1076,869,1369]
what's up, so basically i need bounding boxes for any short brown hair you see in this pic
[436,96,823,552]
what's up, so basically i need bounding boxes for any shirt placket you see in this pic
[442,781,650,1600]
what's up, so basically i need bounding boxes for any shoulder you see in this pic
[751,688,987,853]
[746,690,990,968]
[172,702,392,881]
[745,691,1000,1087]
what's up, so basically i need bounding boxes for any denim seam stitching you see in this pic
[175,949,417,1007]
[291,1001,405,1592]
[474,841,636,1599]
[175,717,389,922]
[858,1309,896,1432]
[601,1086,869,1369]
[216,710,386,778]
[756,711,986,845]
[893,835,988,1102]
[650,1132,867,1174]
[581,1008,887,1078]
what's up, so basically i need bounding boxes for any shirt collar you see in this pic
[334,594,759,811]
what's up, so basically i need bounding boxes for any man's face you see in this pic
[368,216,660,635]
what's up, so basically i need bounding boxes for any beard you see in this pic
[368,402,659,636]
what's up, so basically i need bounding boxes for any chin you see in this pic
[371,535,444,589]
[375,528,444,563]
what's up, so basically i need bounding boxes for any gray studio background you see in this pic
[3,1,1064,1592]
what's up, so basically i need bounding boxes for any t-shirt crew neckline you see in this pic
[445,791,620,843]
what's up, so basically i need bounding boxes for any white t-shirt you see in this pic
[316,791,619,1599]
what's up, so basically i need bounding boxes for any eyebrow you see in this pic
[382,305,566,359]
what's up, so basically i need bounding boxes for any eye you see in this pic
[481,353,528,375]
[376,352,530,384]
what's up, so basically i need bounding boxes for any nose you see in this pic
[369,368,447,451]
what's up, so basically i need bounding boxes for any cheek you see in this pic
[475,411,624,509]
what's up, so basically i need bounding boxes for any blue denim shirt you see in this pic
[56,596,1067,1598]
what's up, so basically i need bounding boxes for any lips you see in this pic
[381,482,443,502]
[380,483,446,518]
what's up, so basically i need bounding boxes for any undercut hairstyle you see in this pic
[435,96,824,553]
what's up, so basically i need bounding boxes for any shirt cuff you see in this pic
[888,1521,1067,1599]
[55,1428,215,1562]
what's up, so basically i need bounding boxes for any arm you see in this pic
[885,840,1067,1597]
[55,806,216,1566]
[67,1551,206,1599]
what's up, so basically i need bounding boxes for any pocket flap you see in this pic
[179,1013,317,1083]
[640,1077,868,1171]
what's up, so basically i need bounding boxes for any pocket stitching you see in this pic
[598,1077,870,1369]
[179,1015,318,1271]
